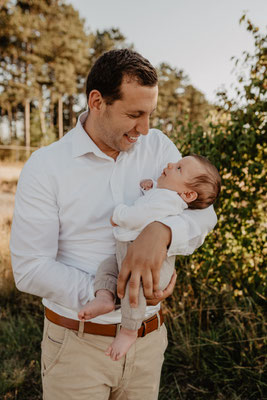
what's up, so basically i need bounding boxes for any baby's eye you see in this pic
[177,166,181,170]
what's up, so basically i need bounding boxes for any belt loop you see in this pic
[116,323,121,335]
[78,320,84,338]
[156,311,161,331]
[141,321,147,337]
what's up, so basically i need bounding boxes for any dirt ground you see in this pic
[0,162,23,221]
[0,162,23,293]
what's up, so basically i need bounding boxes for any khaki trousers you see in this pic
[41,315,168,400]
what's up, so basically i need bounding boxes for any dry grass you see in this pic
[0,161,23,182]
[0,161,23,295]
[0,216,14,295]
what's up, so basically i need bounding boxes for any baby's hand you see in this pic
[140,179,154,191]
[110,217,118,227]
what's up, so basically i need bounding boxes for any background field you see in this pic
[0,1,266,398]
[0,136,266,400]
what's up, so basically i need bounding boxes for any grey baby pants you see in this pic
[94,241,175,330]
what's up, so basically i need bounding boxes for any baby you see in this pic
[78,154,221,360]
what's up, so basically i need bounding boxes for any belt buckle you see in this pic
[141,321,147,337]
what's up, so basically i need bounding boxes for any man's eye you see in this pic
[128,114,139,118]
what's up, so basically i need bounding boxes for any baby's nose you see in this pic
[167,163,173,169]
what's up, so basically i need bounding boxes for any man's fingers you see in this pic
[152,269,161,293]
[162,271,177,297]
[128,272,141,307]
[142,269,153,299]
[117,268,130,299]
[147,272,177,306]
[153,289,163,299]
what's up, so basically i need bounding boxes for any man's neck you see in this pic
[83,114,119,160]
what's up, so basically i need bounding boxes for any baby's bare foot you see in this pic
[105,327,138,361]
[78,290,115,320]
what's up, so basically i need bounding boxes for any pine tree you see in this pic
[153,63,212,135]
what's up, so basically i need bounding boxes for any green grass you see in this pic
[160,290,267,400]
[0,288,266,399]
[0,291,43,399]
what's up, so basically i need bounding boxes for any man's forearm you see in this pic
[150,221,172,248]
[11,252,95,311]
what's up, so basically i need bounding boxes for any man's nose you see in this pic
[136,116,150,135]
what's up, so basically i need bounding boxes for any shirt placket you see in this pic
[110,156,125,205]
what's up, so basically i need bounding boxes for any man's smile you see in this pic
[124,133,140,143]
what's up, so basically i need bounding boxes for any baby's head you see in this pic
[157,155,221,209]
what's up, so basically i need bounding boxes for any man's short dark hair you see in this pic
[86,49,158,105]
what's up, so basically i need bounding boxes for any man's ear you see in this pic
[180,191,198,203]
[88,90,104,111]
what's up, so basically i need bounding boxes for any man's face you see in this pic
[157,156,202,194]
[96,78,158,155]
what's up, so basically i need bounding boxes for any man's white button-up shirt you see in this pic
[10,111,217,323]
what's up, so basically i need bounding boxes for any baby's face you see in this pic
[157,156,201,194]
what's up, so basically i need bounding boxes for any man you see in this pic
[10,49,217,399]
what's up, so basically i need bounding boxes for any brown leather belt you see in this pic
[45,307,163,338]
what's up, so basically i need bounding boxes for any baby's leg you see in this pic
[106,253,176,360]
[78,289,115,321]
[106,280,146,360]
[106,241,146,361]
[106,327,138,361]
[78,255,118,321]
[157,255,176,291]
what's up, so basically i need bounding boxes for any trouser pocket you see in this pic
[41,317,69,376]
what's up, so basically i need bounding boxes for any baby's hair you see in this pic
[186,154,221,209]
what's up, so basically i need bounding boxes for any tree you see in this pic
[0,0,53,149]
[171,15,266,300]
[35,1,90,138]
[88,28,127,66]
[153,63,213,136]
[0,1,129,146]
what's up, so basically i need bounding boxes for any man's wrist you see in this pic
[151,221,172,248]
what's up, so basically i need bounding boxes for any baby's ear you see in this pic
[180,191,198,203]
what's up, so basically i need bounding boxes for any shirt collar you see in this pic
[72,110,141,159]
[72,111,108,159]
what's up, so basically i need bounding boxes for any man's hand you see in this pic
[117,222,172,307]
[146,272,177,306]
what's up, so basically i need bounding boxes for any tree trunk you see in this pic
[7,105,12,143]
[50,95,54,130]
[25,99,30,158]
[13,108,18,140]
[69,95,76,128]
[58,97,63,139]
[38,95,47,135]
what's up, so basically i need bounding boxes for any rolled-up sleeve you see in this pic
[10,153,95,311]
[158,205,217,256]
